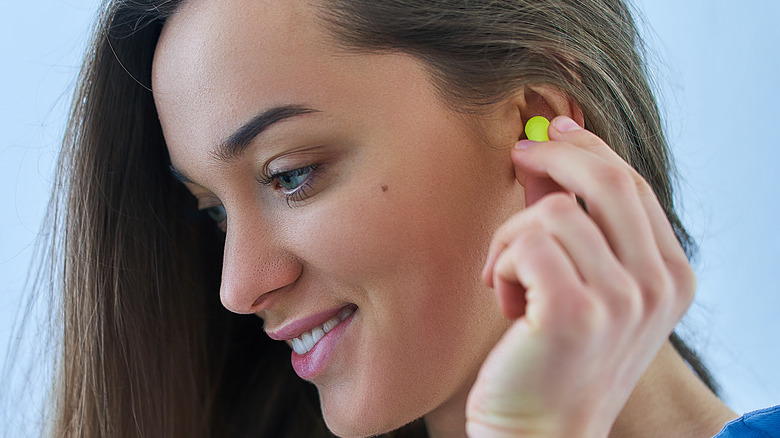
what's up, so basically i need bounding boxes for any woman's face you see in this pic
[154,0,523,435]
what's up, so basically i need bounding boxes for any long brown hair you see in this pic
[41,0,714,436]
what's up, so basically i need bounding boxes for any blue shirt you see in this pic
[713,405,780,437]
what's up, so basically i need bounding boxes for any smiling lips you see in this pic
[266,304,357,355]
[263,304,359,380]
[289,306,355,354]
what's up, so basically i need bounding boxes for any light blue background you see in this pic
[1,0,778,435]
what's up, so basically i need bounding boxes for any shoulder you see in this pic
[713,405,780,438]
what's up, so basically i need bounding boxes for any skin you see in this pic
[155,1,518,435]
[153,0,737,437]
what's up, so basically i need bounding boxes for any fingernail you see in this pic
[552,116,581,133]
[515,140,536,150]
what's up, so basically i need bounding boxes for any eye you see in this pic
[259,163,323,206]
[204,205,227,222]
[203,205,227,228]
[276,165,315,191]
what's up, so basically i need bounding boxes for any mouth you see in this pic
[265,303,358,351]
[286,306,356,355]
[265,304,358,380]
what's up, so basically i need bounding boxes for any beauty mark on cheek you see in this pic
[381,184,389,193]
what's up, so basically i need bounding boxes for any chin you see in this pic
[323,416,388,438]
[319,390,422,438]
[321,405,402,438]
[323,415,418,438]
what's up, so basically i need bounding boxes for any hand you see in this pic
[465,116,696,437]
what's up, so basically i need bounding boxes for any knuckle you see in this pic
[640,271,674,315]
[608,276,644,322]
[493,248,517,280]
[669,259,697,308]
[638,260,695,322]
[568,290,607,331]
[634,175,655,197]
[598,165,635,195]
[493,214,521,243]
[537,192,577,216]
[513,226,545,249]
[494,211,537,245]
[649,257,697,313]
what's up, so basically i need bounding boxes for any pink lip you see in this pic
[291,309,356,379]
[265,304,356,341]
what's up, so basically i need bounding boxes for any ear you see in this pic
[510,85,584,140]
[496,85,584,207]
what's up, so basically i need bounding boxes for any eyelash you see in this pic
[202,205,227,231]
[259,164,321,206]
[197,164,322,231]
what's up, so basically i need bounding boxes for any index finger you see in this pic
[545,117,691,267]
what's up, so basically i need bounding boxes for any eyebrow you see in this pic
[169,104,319,184]
[212,104,319,163]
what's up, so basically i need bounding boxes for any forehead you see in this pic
[151,0,443,159]
[152,0,336,147]
[154,0,323,79]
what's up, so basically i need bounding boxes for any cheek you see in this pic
[293,172,487,293]
[288,155,514,434]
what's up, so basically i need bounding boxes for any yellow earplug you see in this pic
[524,116,550,142]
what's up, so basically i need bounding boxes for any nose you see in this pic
[219,213,301,314]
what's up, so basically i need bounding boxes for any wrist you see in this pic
[466,419,608,438]
[465,405,612,438]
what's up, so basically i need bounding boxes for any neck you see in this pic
[609,341,737,438]
[423,341,737,438]
[424,376,471,438]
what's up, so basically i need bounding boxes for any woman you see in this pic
[45,0,775,436]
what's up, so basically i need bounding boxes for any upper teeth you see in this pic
[289,307,355,355]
